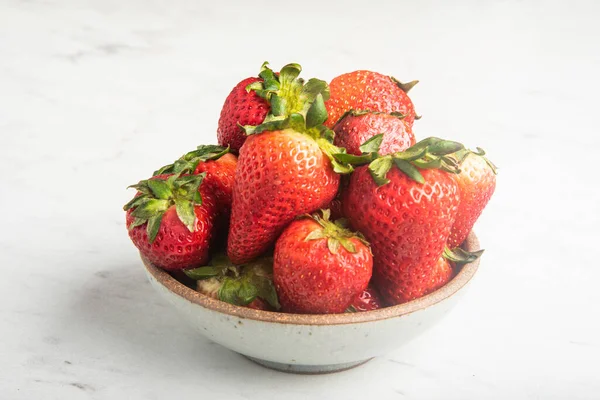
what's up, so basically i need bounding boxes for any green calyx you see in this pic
[123,173,205,243]
[153,145,229,176]
[242,62,330,135]
[333,135,466,186]
[443,246,485,264]
[333,109,406,128]
[242,62,354,175]
[304,209,370,255]
[455,147,498,175]
[184,254,280,310]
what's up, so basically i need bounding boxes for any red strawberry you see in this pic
[427,256,454,293]
[325,70,418,128]
[194,152,237,210]
[348,285,385,312]
[447,150,497,248]
[124,174,217,271]
[217,76,269,152]
[343,138,465,304]
[227,129,342,264]
[186,254,280,311]
[218,62,329,152]
[333,110,416,155]
[154,145,237,211]
[273,210,373,314]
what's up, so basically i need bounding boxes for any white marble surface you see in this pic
[1,0,599,398]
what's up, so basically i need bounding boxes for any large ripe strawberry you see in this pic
[348,285,385,312]
[226,66,351,264]
[227,128,342,264]
[447,149,497,248]
[185,254,280,311]
[154,145,237,211]
[333,110,416,155]
[325,70,418,128]
[273,210,373,314]
[218,62,329,152]
[124,174,217,271]
[343,137,465,304]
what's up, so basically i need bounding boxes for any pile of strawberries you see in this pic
[124,62,496,314]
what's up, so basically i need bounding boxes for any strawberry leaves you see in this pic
[243,62,330,135]
[368,156,394,186]
[124,173,206,243]
[184,255,281,310]
[304,209,370,255]
[153,145,229,176]
[443,246,485,264]
[240,62,354,175]
[334,135,467,186]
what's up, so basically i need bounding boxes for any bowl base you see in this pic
[244,355,372,374]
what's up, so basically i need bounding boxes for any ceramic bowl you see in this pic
[141,232,481,374]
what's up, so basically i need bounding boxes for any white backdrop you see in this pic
[1,0,598,399]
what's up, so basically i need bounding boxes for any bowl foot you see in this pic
[244,356,372,374]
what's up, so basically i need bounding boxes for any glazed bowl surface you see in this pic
[141,232,481,374]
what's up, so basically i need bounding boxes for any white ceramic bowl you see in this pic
[141,232,480,374]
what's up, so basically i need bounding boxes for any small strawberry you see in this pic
[347,285,385,312]
[124,174,217,271]
[343,137,466,304]
[226,65,352,264]
[424,256,454,296]
[218,62,329,152]
[185,254,280,310]
[273,210,373,314]
[217,77,269,152]
[333,110,415,155]
[154,145,237,212]
[325,70,418,128]
[447,149,497,248]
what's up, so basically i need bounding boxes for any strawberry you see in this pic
[325,70,418,128]
[447,149,497,248]
[227,128,342,264]
[217,77,269,152]
[343,137,466,304]
[226,65,351,264]
[185,254,280,310]
[348,285,385,312]
[333,110,415,155]
[154,145,237,211]
[218,62,329,152]
[273,210,373,314]
[124,174,217,271]
[426,256,454,294]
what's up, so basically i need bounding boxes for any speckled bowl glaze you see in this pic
[141,232,481,374]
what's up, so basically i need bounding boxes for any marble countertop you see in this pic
[1,0,598,398]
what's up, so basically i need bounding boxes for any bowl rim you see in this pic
[142,231,480,326]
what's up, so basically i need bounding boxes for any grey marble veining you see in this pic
[1,0,599,399]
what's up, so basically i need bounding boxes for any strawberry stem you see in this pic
[304,209,370,254]
[443,246,484,264]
